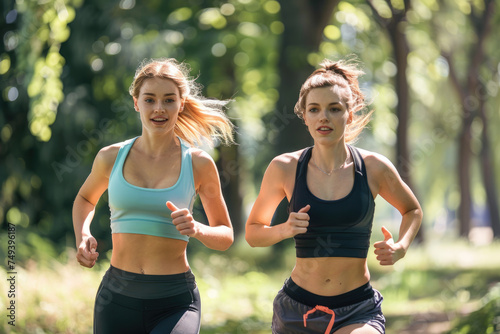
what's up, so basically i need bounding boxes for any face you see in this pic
[303,86,352,144]
[133,77,184,135]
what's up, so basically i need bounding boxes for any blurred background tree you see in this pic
[431,0,499,238]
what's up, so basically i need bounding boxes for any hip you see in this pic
[292,257,369,296]
[97,264,196,300]
[272,277,385,334]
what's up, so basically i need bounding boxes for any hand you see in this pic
[76,235,99,268]
[167,201,198,237]
[373,226,405,266]
[281,205,310,239]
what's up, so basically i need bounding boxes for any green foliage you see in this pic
[446,284,500,334]
[15,0,82,142]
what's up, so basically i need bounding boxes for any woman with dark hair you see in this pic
[73,58,235,333]
[246,58,422,334]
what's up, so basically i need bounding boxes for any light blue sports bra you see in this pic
[107,137,196,242]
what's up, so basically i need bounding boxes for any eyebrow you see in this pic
[142,92,177,97]
[307,101,342,106]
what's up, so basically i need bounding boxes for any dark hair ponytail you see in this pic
[294,57,372,143]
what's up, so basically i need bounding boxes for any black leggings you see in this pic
[94,266,201,334]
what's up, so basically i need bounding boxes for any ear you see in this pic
[302,112,308,126]
[133,97,139,112]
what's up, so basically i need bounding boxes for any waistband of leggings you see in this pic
[107,265,195,282]
[102,265,196,299]
[283,277,374,309]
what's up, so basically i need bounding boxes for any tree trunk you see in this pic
[478,101,500,237]
[475,1,500,238]
[388,27,410,186]
[457,115,474,237]
[274,0,339,155]
[214,58,244,240]
[437,0,496,238]
[388,23,425,243]
[443,53,474,238]
[217,142,244,240]
[367,0,424,243]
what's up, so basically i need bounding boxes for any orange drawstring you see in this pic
[303,305,336,334]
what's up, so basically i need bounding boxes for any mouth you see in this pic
[317,126,333,134]
[150,117,168,125]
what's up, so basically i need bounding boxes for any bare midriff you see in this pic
[110,233,189,275]
[291,257,370,296]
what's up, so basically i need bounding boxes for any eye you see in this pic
[330,107,342,112]
[165,98,175,103]
[308,107,319,113]
[145,98,154,103]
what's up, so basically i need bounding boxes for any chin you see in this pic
[314,137,342,145]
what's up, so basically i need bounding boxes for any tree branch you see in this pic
[386,0,395,13]
[366,0,390,27]
[442,52,466,103]
[469,0,495,88]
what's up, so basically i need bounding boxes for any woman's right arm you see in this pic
[245,156,310,247]
[73,146,117,268]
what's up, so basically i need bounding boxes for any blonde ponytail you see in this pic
[176,95,234,147]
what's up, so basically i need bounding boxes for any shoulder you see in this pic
[96,142,124,164]
[92,142,124,176]
[355,147,399,178]
[190,148,220,191]
[190,148,216,169]
[263,149,307,187]
[190,148,219,183]
[268,149,306,173]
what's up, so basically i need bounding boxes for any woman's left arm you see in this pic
[168,149,233,251]
[368,153,423,266]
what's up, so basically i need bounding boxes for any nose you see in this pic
[319,108,329,122]
[154,102,165,113]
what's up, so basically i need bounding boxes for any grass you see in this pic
[445,284,500,334]
[1,237,500,334]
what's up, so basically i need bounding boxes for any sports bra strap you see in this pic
[348,145,365,177]
[294,147,311,182]
[295,145,364,180]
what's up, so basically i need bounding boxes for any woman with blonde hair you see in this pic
[73,58,234,333]
[246,58,422,333]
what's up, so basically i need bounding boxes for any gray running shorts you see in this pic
[272,278,385,334]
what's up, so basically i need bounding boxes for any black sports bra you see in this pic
[288,145,375,258]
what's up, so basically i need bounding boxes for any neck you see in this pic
[136,131,179,158]
[312,141,349,171]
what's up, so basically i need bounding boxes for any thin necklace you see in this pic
[311,150,350,176]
